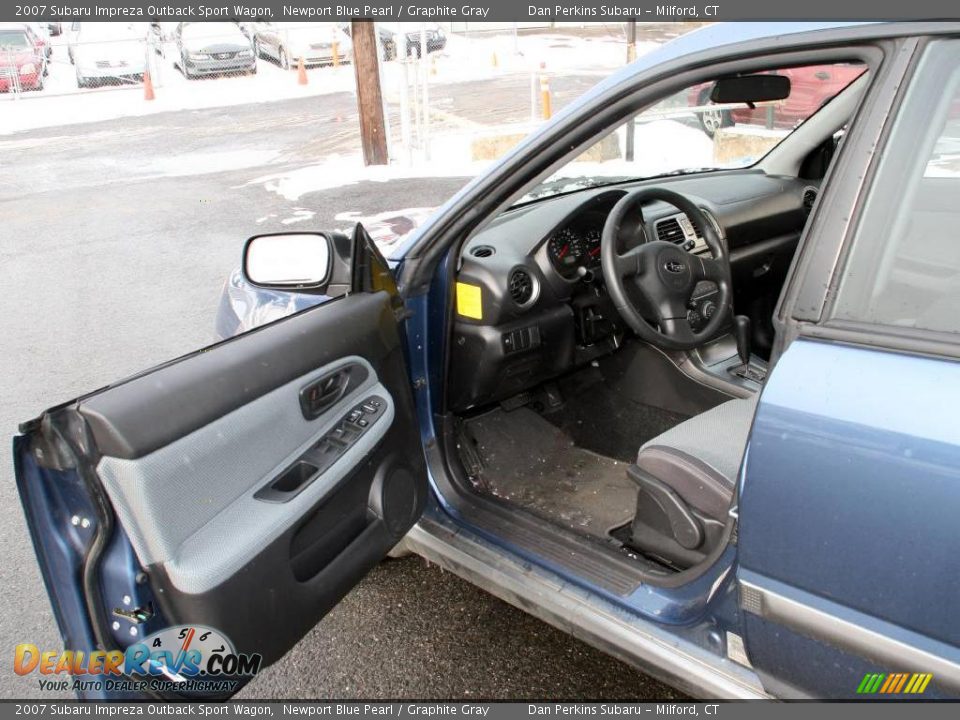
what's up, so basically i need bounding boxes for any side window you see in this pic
[831,41,960,334]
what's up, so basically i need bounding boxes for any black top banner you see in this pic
[7,0,960,23]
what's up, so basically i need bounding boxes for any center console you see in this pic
[688,331,768,396]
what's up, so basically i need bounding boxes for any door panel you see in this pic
[95,354,392,595]
[15,286,427,690]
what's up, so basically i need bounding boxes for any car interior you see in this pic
[439,59,870,585]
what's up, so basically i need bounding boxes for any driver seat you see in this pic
[627,393,759,568]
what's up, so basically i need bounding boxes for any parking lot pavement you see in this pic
[0,97,686,698]
[239,556,686,700]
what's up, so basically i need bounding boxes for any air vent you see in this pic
[508,268,536,307]
[802,187,818,214]
[689,216,704,238]
[655,217,685,244]
[471,245,495,258]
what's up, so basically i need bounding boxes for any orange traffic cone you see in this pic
[297,57,307,85]
[143,70,155,101]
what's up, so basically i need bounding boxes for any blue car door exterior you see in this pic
[736,38,960,698]
[738,340,960,697]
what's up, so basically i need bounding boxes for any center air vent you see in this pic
[471,245,495,258]
[655,217,685,244]
[803,187,818,214]
[508,268,536,307]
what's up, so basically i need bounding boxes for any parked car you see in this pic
[72,23,148,88]
[690,63,865,136]
[0,23,45,92]
[16,22,960,702]
[175,21,256,79]
[380,22,446,58]
[22,22,51,58]
[147,21,179,57]
[253,22,352,69]
[65,21,80,63]
[338,21,445,61]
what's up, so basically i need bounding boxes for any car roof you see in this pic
[604,22,877,87]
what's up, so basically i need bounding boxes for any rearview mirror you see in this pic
[243,233,332,290]
[710,74,791,105]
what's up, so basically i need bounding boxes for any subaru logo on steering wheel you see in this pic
[664,260,686,274]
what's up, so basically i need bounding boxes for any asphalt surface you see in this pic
[0,73,683,701]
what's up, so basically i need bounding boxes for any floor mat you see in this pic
[540,366,690,463]
[463,407,637,542]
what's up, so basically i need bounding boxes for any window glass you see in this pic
[518,62,865,204]
[832,41,960,334]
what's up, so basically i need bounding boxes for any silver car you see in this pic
[175,21,256,79]
[254,22,352,69]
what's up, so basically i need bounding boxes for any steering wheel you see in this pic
[600,187,732,351]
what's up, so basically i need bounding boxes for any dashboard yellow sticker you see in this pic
[456,282,483,320]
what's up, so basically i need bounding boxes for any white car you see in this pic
[254,22,352,69]
[73,23,148,88]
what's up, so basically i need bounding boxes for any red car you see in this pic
[0,24,45,92]
[691,63,865,136]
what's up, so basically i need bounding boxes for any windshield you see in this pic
[519,62,866,204]
[0,30,29,49]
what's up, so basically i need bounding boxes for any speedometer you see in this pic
[548,228,584,274]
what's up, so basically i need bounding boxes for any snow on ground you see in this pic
[245,152,488,201]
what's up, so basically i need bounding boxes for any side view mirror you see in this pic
[243,232,333,290]
[242,225,397,299]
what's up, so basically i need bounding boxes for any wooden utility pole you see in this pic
[351,20,388,165]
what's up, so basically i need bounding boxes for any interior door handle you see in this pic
[300,370,349,419]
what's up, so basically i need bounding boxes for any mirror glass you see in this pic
[710,74,791,105]
[244,233,331,288]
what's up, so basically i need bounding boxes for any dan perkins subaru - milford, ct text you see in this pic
[527,5,718,17]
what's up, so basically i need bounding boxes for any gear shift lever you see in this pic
[733,315,751,369]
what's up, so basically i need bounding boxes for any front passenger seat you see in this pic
[627,394,759,568]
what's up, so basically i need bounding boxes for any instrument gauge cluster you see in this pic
[547,225,602,278]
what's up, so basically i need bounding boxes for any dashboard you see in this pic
[447,169,817,412]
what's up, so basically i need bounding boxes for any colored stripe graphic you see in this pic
[857,672,932,694]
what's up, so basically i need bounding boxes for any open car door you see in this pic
[13,226,427,699]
